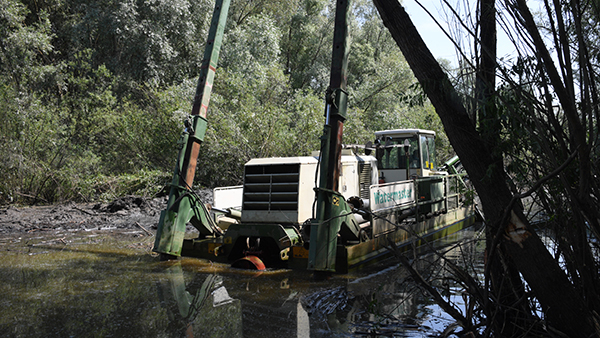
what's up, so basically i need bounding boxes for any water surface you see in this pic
[0,226,484,337]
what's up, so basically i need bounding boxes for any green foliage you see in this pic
[199,62,323,186]
[281,0,332,91]
[82,169,172,202]
[0,0,452,204]
[0,0,55,90]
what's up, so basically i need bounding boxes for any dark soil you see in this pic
[0,190,213,235]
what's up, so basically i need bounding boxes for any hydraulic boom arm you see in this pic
[308,0,362,273]
[153,0,231,258]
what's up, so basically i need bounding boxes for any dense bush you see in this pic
[0,0,448,204]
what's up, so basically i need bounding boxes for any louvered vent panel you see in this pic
[358,162,371,199]
[243,164,300,211]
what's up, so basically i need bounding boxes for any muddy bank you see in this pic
[0,190,213,235]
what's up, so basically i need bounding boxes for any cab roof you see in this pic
[374,129,436,138]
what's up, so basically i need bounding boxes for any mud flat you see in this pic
[0,190,213,235]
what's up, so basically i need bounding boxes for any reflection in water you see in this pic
[157,263,242,337]
[0,226,483,337]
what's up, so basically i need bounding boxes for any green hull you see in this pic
[180,205,476,273]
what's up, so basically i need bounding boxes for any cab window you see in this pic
[420,135,436,170]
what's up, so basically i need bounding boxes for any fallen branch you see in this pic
[15,192,48,203]
[74,206,94,216]
[135,222,154,236]
[387,239,480,337]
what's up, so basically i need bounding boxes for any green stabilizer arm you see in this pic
[153,131,194,257]
[307,187,360,272]
[443,155,470,191]
[444,156,460,175]
[307,0,353,273]
[154,116,220,257]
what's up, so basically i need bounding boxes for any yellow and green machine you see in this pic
[153,0,476,274]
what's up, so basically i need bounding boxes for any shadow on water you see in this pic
[0,225,485,337]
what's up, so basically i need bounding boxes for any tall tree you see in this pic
[474,0,532,333]
[372,0,599,335]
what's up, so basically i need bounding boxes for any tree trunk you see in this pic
[372,0,599,336]
[475,0,533,333]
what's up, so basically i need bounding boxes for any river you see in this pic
[0,225,484,337]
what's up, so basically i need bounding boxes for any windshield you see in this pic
[376,136,420,169]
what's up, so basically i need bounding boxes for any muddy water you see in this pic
[0,226,484,337]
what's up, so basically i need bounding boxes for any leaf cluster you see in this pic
[0,0,446,204]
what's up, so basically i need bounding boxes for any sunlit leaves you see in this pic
[221,14,281,78]
[0,0,453,203]
[0,0,54,89]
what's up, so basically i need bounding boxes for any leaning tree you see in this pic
[373,0,600,336]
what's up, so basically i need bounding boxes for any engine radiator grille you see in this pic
[243,164,300,211]
[358,162,371,199]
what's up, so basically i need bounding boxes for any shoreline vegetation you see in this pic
[0,0,447,206]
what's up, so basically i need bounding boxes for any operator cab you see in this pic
[372,129,438,183]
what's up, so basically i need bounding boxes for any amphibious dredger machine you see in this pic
[152,0,476,273]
